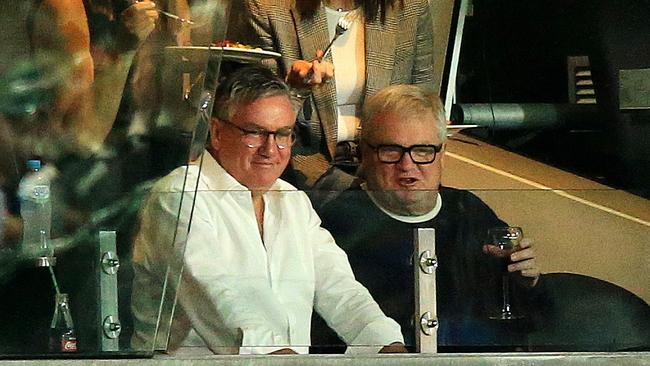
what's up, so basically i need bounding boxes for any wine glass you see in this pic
[487,226,524,320]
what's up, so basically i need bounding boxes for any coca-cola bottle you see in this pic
[49,293,78,353]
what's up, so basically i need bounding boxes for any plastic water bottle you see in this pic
[18,159,52,257]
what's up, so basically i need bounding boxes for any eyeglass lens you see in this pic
[221,119,295,149]
[242,129,295,149]
[377,145,438,164]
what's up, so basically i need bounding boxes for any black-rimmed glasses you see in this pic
[219,119,296,149]
[365,143,442,164]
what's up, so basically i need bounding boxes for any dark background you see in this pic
[455,0,650,198]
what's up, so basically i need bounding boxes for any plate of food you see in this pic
[165,40,281,63]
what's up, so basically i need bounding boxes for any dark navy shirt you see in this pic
[313,186,534,351]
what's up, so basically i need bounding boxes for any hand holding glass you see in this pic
[486,226,524,320]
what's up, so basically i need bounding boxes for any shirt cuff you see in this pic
[348,318,404,348]
[239,345,305,355]
[345,345,384,354]
[238,328,306,355]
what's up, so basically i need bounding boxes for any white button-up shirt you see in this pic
[131,153,403,354]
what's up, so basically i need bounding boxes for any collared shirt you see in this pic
[131,153,403,354]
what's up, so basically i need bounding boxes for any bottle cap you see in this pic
[26,159,41,170]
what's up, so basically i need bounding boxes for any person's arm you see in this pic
[167,0,192,46]
[75,0,158,150]
[243,0,276,50]
[30,0,94,139]
[412,0,435,89]
[243,0,332,93]
[308,205,404,350]
[133,181,295,354]
[243,0,279,69]
[31,0,159,152]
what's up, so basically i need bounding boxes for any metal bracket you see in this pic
[414,228,438,353]
[98,231,120,351]
[419,250,438,274]
[101,251,120,275]
[420,311,439,336]
[102,315,122,339]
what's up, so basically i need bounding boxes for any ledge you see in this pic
[1,353,649,366]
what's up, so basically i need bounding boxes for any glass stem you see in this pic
[502,274,511,314]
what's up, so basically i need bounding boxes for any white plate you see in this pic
[165,46,281,63]
[447,124,480,129]
[446,124,481,137]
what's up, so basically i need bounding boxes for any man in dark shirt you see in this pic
[314,85,541,351]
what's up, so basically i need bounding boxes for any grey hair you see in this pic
[212,65,292,120]
[360,84,447,142]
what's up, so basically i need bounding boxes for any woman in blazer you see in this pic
[241,0,435,191]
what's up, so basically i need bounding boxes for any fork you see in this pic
[303,9,360,84]
[131,0,195,25]
[319,9,360,61]
[158,9,195,25]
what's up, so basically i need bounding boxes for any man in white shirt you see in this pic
[130,65,404,355]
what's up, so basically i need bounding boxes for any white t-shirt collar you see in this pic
[361,183,443,223]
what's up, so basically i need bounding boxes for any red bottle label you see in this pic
[61,336,78,352]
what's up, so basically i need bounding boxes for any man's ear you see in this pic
[209,118,222,151]
[356,142,369,179]
[440,144,446,169]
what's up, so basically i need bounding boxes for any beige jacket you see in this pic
[242,0,435,186]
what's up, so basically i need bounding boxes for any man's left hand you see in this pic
[379,342,408,353]
[483,238,540,287]
[268,348,298,355]
[508,238,540,287]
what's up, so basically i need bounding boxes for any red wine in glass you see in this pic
[487,227,524,320]
[494,240,518,274]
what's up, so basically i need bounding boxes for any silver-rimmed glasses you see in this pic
[365,143,442,164]
[219,119,296,150]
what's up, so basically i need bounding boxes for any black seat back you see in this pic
[529,272,650,351]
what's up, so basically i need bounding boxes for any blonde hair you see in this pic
[361,84,446,142]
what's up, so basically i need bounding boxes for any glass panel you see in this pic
[150,0,230,353]
[154,187,415,355]
[155,184,649,354]
[0,0,228,358]
[472,188,650,352]
[311,188,537,353]
[4,0,648,359]
[312,188,650,353]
